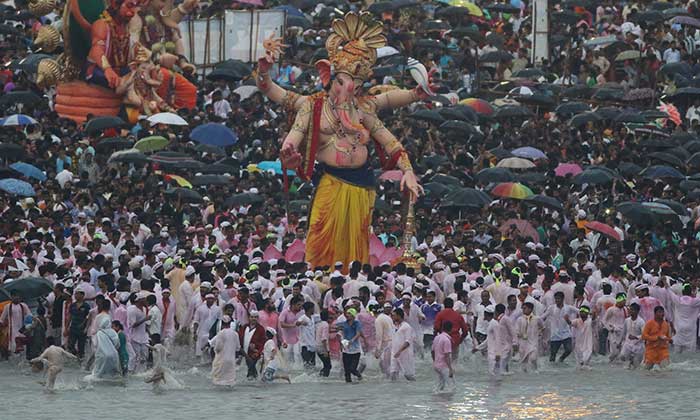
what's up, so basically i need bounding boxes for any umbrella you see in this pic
[95,137,133,153]
[408,109,445,124]
[687,152,700,167]
[592,88,624,101]
[459,98,494,115]
[518,172,546,185]
[671,15,700,28]
[414,39,447,51]
[629,10,664,24]
[572,169,614,185]
[379,170,403,182]
[659,62,692,77]
[555,163,583,177]
[614,112,646,124]
[134,136,169,153]
[499,219,539,240]
[512,68,546,79]
[653,199,687,216]
[585,221,621,241]
[663,7,691,18]
[681,180,700,192]
[226,193,264,207]
[0,91,42,107]
[439,120,474,135]
[368,2,396,14]
[439,107,472,123]
[562,85,593,99]
[0,178,35,196]
[0,277,52,301]
[648,151,685,168]
[615,50,642,61]
[525,194,563,211]
[641,202,678,216]
[0,143,24,160]
[287,14,312,29]
[108,148,149,164]
[190,123,238,147]
[0,114,37,126]
[9,162,45,181]
[488,146,513,160]
[475,167,516,183]
[623,88,655,102]
[289,199,310,214]
[164,187,202,203]
[421,20,451,32]
[431,174,463,189]
[484,3,520,13]
[377,46,399,59]
[666,146,690,161]
[640,165,684,179]
[555,102,590,117]
[256,160,296,176]
[194,144,226,155]
[583,35,618,48]
[234,85,260,101]
[147,112,188,126]
[199,163,239,175]
[491,182,534,199]
[84,116,125,135]
[668,87,700,102]
[618,162,643,176]
[641,110,669,120]
[163,174,192,188]
[494,105,533,119]
[480,50,513,63]
[191,175,232,186]
[423,182,451,197]
[496,157,535,169]
[422,154,450,169]
[206,59,252,81]
[595,107,622,120]
[449,26,483,42]
[686,141,700,153]
[569,112,601,127]
[440,187,490,209]
[511,147,546,160]
[16,54,52,73]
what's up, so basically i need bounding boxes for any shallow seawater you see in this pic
[3,348,700,420]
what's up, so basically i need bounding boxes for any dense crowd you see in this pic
[3,0,700,391]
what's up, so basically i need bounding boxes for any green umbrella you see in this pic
[134,136,169,153]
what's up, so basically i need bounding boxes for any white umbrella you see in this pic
[55,169,74,188]
[234,85,259,101]
[508,86,533,96]
[377,46,399,58]
[147,112,188,126]
[496,157,536,169]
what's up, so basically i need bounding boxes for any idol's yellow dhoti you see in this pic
[306,174,376,271]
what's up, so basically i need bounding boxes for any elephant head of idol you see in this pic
[314,12,387,144]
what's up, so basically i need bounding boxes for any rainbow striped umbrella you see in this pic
[491,182,534,199]
[458,98,494,115]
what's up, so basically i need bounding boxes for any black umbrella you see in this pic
[449,26,483,42]
[488,145,513,159]
[681,179,700,192]
[163,160,203,171]
[653,199,688,216]
[431,174,463,189]
[421,20,451,32]
[475,167,516,183]
[666,146,690,161]
[525,194,563,211]
[0,277,52,301]
[518,172,547,185]
[485,32,505,47]
[108,149,149,164]
[206,59,252,82]
[480,50,513,63]
[593,88,624,101]
[573,169,614,185]
[289,199,310,214]
[512,68,546,79]
[17,53,52,73]
[659,62,692,77]
[422,155,449,169]
[641,110,669,120]
[629,10,665,24]
[374,198,392,213]
[226,192,264,206]
[439,107,471,122]
[685,141,700,153]
[639,137,675,149]
[414,39,447,51]
[194,144,226,155]
[648,151,685,168]
[615,111,646,124]
[439,120,474,136]
[368,1,395,14]
[494,105,533,119]
[423,182,451,197]
[441,187,490,209]
[616,202,658,227]
[618,161,643,176]
[190,175,232,186]
[435,6,475,18]
[562,85,593,99]
[569,111,601,127]
[408,109,445,124]
[650,1,674,10]
[687,152,700,168]
[517,93,555,108]
[0,24,20,35]
[671,132,699,144]
[455,105,480,124]
[164,187,203,203]
[95,137,133,153]
[556,102,591,117]
[287,14,312,29]
[485,3,521,13]
[0,143,25,160]
[85,116,125,135]
[669,87,700,102]
[595,107,623,120]
[0,90,42,107]
[551,10,580,24]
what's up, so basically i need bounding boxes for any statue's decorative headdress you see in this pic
[316,11,387,84]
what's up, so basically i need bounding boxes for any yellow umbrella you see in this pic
[164,174,192,188]
[246,164,261,173]
[449,0,483,16]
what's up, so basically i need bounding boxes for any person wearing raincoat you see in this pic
[92,300,121,378]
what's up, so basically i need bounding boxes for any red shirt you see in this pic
[434,308,469,346]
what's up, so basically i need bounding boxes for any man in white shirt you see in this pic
[211,90,231,119]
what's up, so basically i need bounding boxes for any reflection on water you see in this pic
[2,350,700,420]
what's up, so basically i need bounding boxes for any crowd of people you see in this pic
[3,0,700,392]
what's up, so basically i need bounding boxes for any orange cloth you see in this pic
[157,69,197,110]
[305,174,375,271]
[641,319,671,365]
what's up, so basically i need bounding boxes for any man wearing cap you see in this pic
[631,284,663,326]
[335,307,363,383]
[240,310,267,379]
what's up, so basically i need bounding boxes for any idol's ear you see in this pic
[315,59,332,87]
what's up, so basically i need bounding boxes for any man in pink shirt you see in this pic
[278,296,303,366]
[431,320,455,392]
[258,299,279,331]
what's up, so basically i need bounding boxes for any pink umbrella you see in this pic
[555,163,582,177]
[235,0,263,5]
[499,218,539,241]
[379,170,403,182]
[284,239,305,262]
[263,244,283,261]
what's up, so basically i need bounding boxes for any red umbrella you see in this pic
[499,218,539,241]
[584,221,621,241]
[379,170,403,182]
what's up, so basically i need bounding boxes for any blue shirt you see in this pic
[421,302,442,329]
[335,319,363,354]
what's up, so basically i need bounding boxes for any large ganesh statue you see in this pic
[255,11,430,271]
[33,0,197,123]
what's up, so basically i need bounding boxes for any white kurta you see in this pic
[193,304,220,356]
[668,294,700,350]
[571,318,593,365]
[209,327,240,386]
[515,314,542,364]
[390,321,416,378]
[0,302,30,353]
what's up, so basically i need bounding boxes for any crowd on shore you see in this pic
[4,0,700,390]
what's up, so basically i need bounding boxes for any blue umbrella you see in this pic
[9,162,46,181]
[0,178,35,196]
[256,160,296,176]
[274,5,305,17]
[511,146,547,160]
[640,165,685,179]
[190,123,238,147]
[0,114,37,126]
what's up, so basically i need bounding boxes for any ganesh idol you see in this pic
[254,11,427,271]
